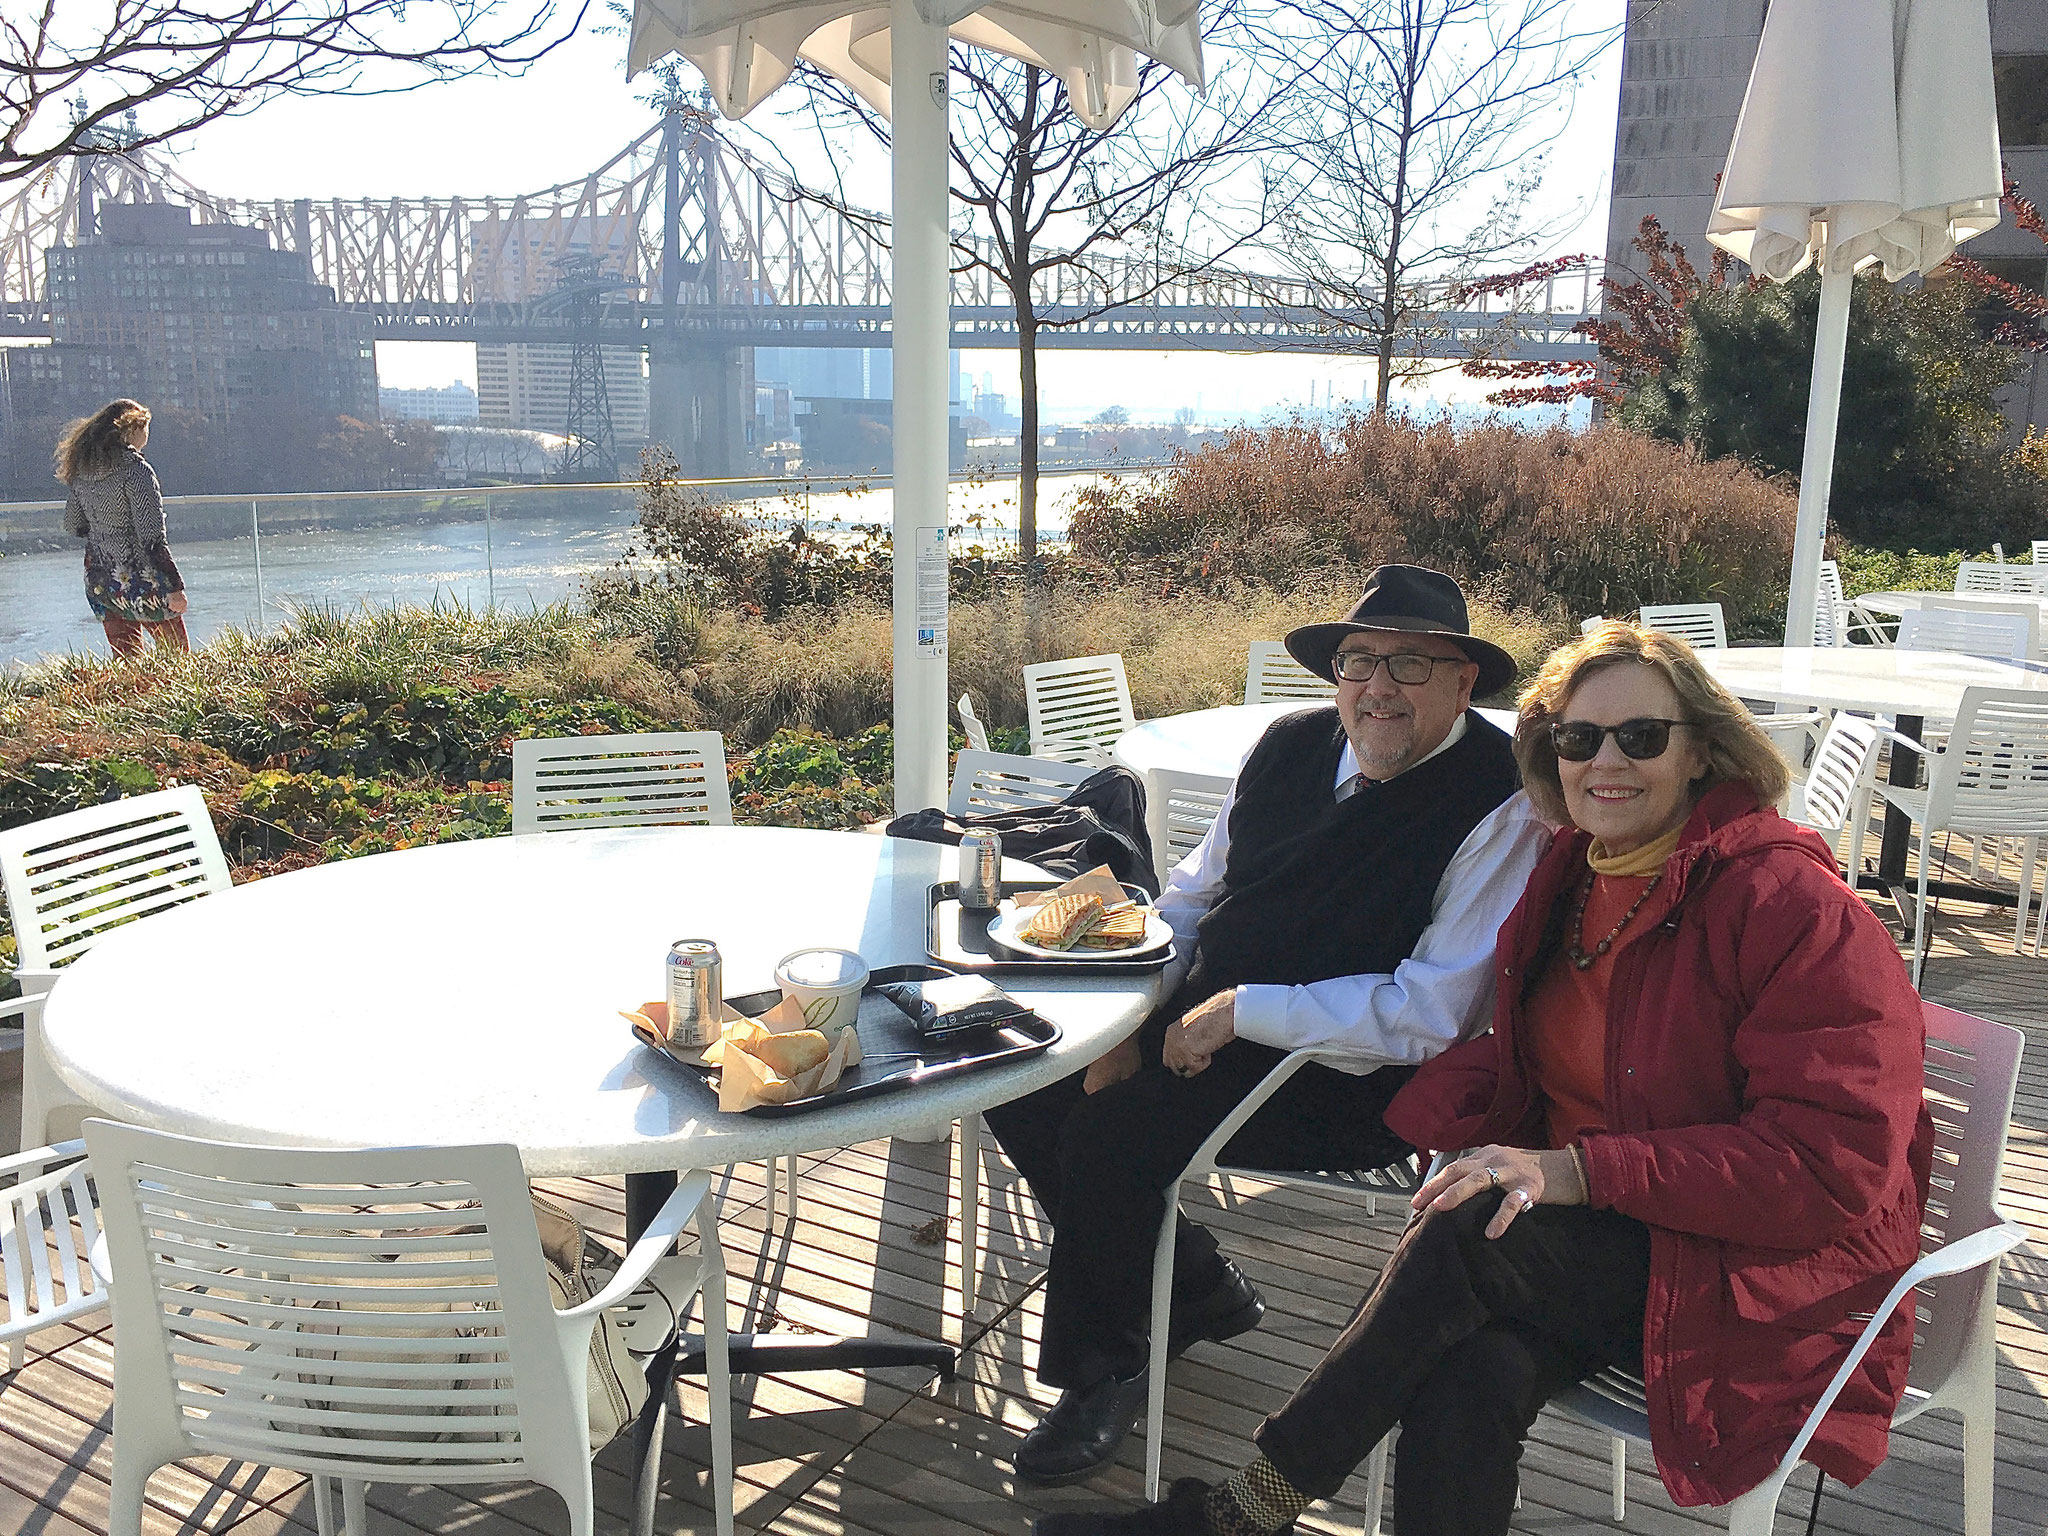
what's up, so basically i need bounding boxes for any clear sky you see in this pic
[161,2,1626,418]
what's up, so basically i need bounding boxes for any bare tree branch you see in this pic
[1,0,587,189]
[1255,0,1616,409]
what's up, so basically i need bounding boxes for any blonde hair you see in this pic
[54,399,150,484]
[1513,620,1791,826]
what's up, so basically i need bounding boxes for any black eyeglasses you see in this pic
[1332,651,1458,685]
[1549,717,1690,762]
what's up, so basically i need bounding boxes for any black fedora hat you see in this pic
[1285,565,1517,698]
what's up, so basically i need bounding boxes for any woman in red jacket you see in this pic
[1041,622,1930,1536]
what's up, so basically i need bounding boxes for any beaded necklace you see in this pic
[1565,867,1664,971]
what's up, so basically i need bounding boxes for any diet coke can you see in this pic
[958,830,1002,911]
[665,940,723,1048]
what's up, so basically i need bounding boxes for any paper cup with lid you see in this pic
[774,948,869,1040]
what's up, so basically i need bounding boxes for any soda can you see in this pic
[958,830,1002,911]
[666,940,723,1048]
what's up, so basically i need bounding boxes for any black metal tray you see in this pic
[640,962,1060,1117]
[926,880,1177,975]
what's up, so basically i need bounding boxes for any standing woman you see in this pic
[57,399,189,657]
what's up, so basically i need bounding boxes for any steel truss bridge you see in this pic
[0,113,1600,362]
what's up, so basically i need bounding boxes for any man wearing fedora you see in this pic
[985,564,1550,1485]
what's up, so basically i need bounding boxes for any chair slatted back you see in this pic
[956,694,992,753]
[1908,1006,2024,1397]
[1022,654,1135,766]
[1925,688,2048,837]
[1954,560,2037,594]
[1896,608,2031,662]
[0,786,232,973]
[1243,642,1338,706]
[1815,561,1849,647]
[947,751,1091,818]
[1792,713,1883,835]
[1144,768,1232,885]
[87,1121,572,1483]
[1636,602,1728,650]
[2,1152,103,1342]
[512,732,732,834]
[1923,595,2041,659]
[2032,540,2048,572]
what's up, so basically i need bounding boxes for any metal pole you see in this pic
[484,492,495,609]
[1784,264,1852,648]
[890,0,951,816]
[250,498,265,630]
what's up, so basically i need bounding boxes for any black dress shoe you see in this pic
[1032,1478,1216,1536]
[1014,1370,1153,1485]
[1165,1259,1265,1360]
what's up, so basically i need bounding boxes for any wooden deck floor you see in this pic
[5,866,2048,1536]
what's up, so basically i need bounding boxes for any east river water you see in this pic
[0,471,1124,671]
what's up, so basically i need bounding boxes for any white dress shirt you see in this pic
[1153,714,1553,1071]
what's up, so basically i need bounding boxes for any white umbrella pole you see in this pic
[1784,263,1853,647]
[891,0,951,814]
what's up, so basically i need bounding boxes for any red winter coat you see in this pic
[1386,782,1932,1507]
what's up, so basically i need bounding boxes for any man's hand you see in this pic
[1162,992,1236,1079]
[1411,1143,1588,1239]
[1083,1036,1142,1095]
[167,590,188,615]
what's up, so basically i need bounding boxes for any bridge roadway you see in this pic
[0,299,1596,361]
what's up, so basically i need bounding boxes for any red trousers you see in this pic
[103,615,189,657]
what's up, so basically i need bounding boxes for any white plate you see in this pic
[985,900,1173,961]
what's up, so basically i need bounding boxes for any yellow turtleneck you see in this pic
[1586,824,1683,879]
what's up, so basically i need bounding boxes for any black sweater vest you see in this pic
[1177,707,1519,1012]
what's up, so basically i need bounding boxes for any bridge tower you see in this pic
[646,99,751,477]
[553,254,620,479]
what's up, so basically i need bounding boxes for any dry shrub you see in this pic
[501,637,699,725]
[1071,415,1797,638]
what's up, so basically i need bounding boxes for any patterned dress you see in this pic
[62,447,185,622]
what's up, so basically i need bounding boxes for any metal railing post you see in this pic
[250,498,265,629]
[484,491,495,609]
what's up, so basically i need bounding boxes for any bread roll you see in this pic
[751,1029,831,1077]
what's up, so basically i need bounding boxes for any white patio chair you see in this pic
[1786,712,1885,881]
[1143,1047,1424,1501]
[1144,768,1231,887]
[1,1136,102,1372]
[1874,687,2048,983]
[940,749,1096,1311]
[2032,539,2048,572]
[1896,607,2031,663]
[1546,1006,2026,1536]
[1923,594,2042,659]
[1022,654,1135,766]
[1243,642,1338,706]
[947,750,1091,817]
[87,1119,734,1536]
[1636,601,1727,650]
[512,731,732,833]
[0,785,233,1150]
[1358,1005,2027,1536]
[956,693,992,753]
[1954,560,2036,595]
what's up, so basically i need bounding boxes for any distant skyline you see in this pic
[154,4,1625,419]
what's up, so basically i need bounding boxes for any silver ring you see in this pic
[1513,1189,1532,1206]
[1484,1166,1501,1189]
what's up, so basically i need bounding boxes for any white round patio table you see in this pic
[39,826,1160,1176]
[1857,589,2048,621]
[1113,701,1520,781]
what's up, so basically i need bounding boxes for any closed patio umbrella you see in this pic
[1707,0,2001,648]
[629,0,1203,813]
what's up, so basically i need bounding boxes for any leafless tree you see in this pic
[1261,0,1615,410]
[2,0,585,190]
[786,9,1289,563]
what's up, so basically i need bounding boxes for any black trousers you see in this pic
[1254,1197,1651,1536]
[981,1030,1415,1388]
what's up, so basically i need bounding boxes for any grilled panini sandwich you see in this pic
[1019,891,1105,950]
[1073,905,1149,950]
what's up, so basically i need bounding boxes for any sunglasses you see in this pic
[1549,717,1691,762]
